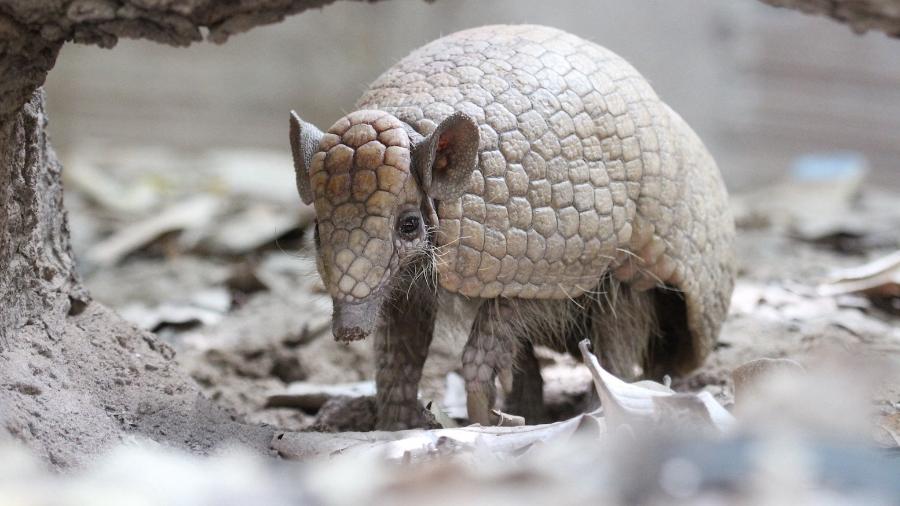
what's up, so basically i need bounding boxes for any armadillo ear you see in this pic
[289,110,324,205]
[413,112,480,201]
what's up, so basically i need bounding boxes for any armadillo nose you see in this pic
[332,296,380,343]
[334,325,368,342]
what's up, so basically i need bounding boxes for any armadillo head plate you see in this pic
[309,110,423,341]
[293,109,480,342]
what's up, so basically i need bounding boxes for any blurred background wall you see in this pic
[44,0,900,191]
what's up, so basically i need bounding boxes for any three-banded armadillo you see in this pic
[290,25,735,429]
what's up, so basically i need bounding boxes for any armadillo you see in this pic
[290,25,735,429]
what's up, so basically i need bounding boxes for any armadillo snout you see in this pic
[332,295,382,342]
[333,325,368,342]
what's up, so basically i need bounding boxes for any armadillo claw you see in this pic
[466,387,499,426]
[498,367,514,395]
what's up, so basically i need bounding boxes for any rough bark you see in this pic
[0,0,400,467]
[0,0,366,121]
[0,90,274,467]
[758,0,900,37]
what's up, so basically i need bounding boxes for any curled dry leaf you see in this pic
[273,412,602,461]
[817,250,900,298]
[577,339,735,434]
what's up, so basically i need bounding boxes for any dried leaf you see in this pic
[203,203,314,254]
[441,372,468,420]
[86,196,220,266]
[66,164,160,214]
[206,149,300,204]
[876,413,900,448]
[730,154,866,239]
[273,411,602,461]
[427,402,458,429]
[817,250,900,298]
[577,339,734,433]
[266,381,376,410]
[119,289,230,331]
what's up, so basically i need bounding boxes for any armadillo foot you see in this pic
[376,401,436,431]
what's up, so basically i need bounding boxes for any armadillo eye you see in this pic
[397,214,421,240]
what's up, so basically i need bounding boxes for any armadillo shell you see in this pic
[357,25,735,371]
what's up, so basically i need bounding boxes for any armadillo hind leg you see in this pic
[577,276,659,381]
[373,271,438,430]
[504,341,547,424]
[462,299,521,426]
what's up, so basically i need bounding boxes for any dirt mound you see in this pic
[0,303,273,468]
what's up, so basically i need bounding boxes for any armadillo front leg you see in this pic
[462,300,517,426]
[374,279,436,431]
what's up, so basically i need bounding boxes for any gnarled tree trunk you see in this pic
[0,89,277,467]
[0,0,364,467]
[759,0,900,36]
